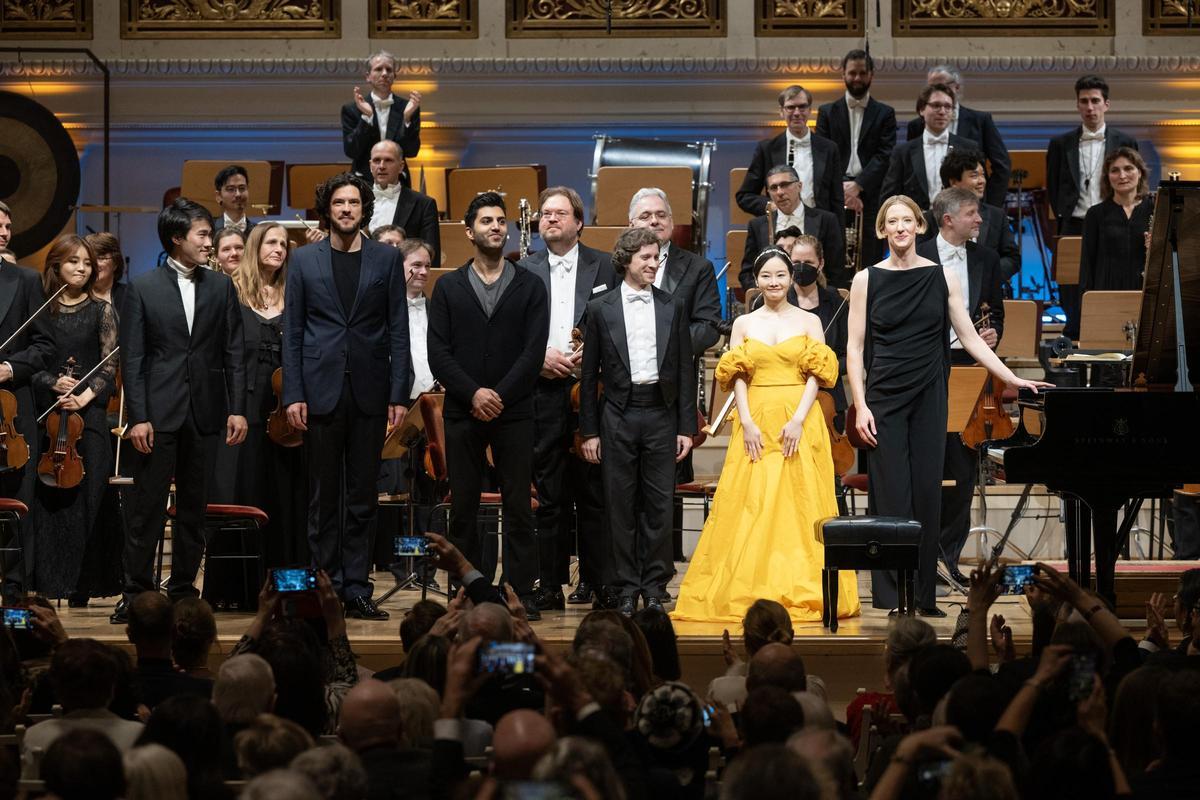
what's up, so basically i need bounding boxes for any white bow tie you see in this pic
[408,296,425,309]
[945,245,966,262]
[925,133,949,146]
[374,96,394,110]
[790,136,811,149]
[1081,129,1105,142]
[626,290,651,304]
[549,255,573,272]
[777,211,804,228]
[847,97,867,110]
[375,184,400,201]
[227,220,245,232]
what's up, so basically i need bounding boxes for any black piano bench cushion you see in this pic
[815,516,922,571]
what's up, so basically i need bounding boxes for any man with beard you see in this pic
[738,165,845,289]
[517,186,617,611]
[342,50,422,180]
[0,201,13,252]
[211,165,256,236]
[628,188,720,603]
[366,140,440,265]
[428,192,548,618]
[816,49,897,269]
[284,173,410,621]
[115,198,247,622]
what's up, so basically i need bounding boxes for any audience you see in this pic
[337,679,431,799]
[740,686,805,747]
[126,592,214,709]
[172,597,219,679]
[633,606,683,682]
[123,743,189,800]
[290,743,369,800]
[40,728,126,800]
[234,713,316,778]
[719,743,823,800]
[137,694,232,800]
[242,769,322,800]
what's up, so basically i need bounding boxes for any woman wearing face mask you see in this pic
[790,235,848,417]
[213,228,246,276]
[31,234,120,605]
[672,248,861,624]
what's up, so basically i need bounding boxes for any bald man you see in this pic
[493,710,557,780]
[339,680,430,797]
[367,140,440,264]
[746,643,808,694]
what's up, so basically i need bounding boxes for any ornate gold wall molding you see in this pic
[894,0,1113,36]
[122,0,339,38]
[370,0,476,38]
[1144,0,1200,34]
[0,0,91,38]
[756,0,862,36]
[506,0,725,37]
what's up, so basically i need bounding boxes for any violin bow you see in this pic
[0,285,67,355]
[37,346,121,424]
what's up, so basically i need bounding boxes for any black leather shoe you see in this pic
[645,596,665,613]
[68,594,89,609]
[618,596,636,617]
[536,588,565,612]
[345,597,389,620]
[109,599,128,625]
[567,582,596,605]
[917,606,947,618]
[516,595,542,621]
[949,569,971,586]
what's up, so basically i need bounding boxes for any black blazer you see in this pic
[121,264,246,434]
[920,202,1019,282]
[815,96,898,199]
[881,132,980,210]
[341,100,422,178]
[578,285,697,439]
[0,264,54,442]
[736,132,845,217]
[516,242,618,331]
[659,244,721,357]
[1045,126,1139,222]
[916,237,1005,343]
[212,216,258,236]
[282,238,410,416]
[391,187,441,265]
[739,207,845,290]
[427,261,549,421]
[906,106,1012,207]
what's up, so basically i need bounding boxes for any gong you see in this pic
[0,91,81,257]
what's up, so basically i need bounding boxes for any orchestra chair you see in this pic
[183,160,284,218]
[0,498,29,592]
[287,163,352,212]
[408,162,450,217]
[1078,291,1142,350]
[593,166,694,249]
[578,226,625,254]
[438,222,475,267]
[729,168,751,228]
[674,365,729,538]
[996,300,1040,361]
[816,516,922,631]
[160,503,269,612]
[426,267,456,296]
[725,230,747,292]
[446,166,547,222]
[423,395,540,597]
[1052,236,1082,287]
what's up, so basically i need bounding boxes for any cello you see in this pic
[37,357,85,489]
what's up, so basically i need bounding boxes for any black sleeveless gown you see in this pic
[864,265,950,610]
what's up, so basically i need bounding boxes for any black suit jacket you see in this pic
[390,187,441,264]
[282,238,410,416]
[517,243,618,332]
[579,286,697,439]
[905,106,1012,207]
[881,132,980,210]
[739,207,845,290]
[211,216,257,236]
[0,264,54,447]
[1045,126,1139,222]
[736,132,845,216]
[916,237,1005,343]
[921,202,1019,282]
[121,264,246,434]
[341,100,422,178]
[427,261,549,421]
[815,96,898,198]
[659,244,721,357]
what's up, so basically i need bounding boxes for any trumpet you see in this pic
[845,207,865,273]
[518,198,533,260]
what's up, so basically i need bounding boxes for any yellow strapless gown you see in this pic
[671,336,862,624]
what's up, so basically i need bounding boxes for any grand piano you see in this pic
[1003,180,1200,605]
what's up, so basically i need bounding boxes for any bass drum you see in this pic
[590,134,715,254]
[0,91,81,257]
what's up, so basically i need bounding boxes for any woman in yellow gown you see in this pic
[672,249,861,624]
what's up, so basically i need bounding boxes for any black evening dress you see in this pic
[864,265,950,611]
[1079,196,1153,293]
[31,298,121,599]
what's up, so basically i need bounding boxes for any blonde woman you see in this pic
[123,744,188,800]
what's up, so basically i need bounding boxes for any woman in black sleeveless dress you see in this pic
[31,235,120,603]
[846,195,1049,614]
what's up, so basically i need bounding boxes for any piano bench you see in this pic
[815,516,922,632]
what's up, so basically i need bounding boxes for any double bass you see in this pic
[37,357,85,489]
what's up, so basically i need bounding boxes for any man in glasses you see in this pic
[881,84,980,210]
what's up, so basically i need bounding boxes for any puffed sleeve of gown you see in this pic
[715,344,755,391]
[796,338,839,389]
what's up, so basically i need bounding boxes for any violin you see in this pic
[960,305,1015,449]
[37,357,85,489]
[566,327,601,458]
[0,389,29,472]
[266,368,303,448]
[817,392,856,475]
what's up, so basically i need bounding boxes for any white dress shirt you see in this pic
[407,295,435,399]
[366,91,394,137]
[937,234,970,349]
[654,243,669,289]
[621,282,659,384]
[845,92,869,177]
[371,183,400,232]
[166,256,196,334]
[1073,125,1106,219]
[776,208,806,234]
[547,244,578,353]
[786,130,816,208]
[922,129,950,200]
[222,213,248,234]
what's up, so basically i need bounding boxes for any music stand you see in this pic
[376,394,436,604]
[446,166,547,221]
[1007,151,1054,302]
[579,226,625,254]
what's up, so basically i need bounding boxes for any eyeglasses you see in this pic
[540,210,574,220]
[635,210,670,222]
[767,180,799,192]
[783,103,810,113]
[925,102,954,112]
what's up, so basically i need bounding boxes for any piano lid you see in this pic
[1133,180,1200,389]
